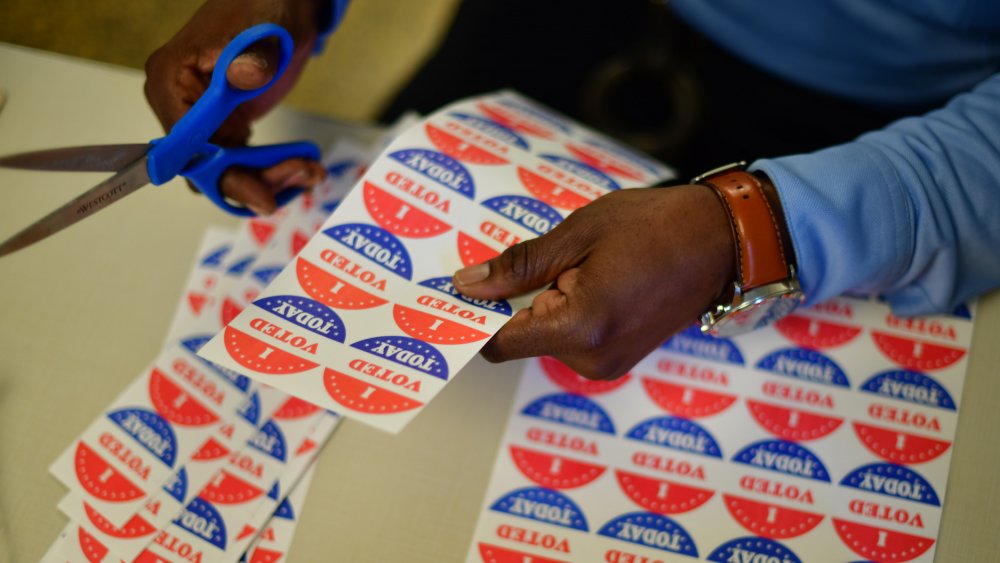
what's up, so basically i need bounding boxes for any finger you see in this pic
[479,268,587,362]
[258,158,328,193]
[219,159,327,215]
[219,167,278,216]
[452,220,592,301]
[225,37,281,91]
[144,52,206,132]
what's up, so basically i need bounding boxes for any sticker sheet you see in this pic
[466,296,974,562]
[40,139,382,562]
[198,91,675,433]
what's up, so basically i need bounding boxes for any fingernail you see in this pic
[454,263,490,286]
[235,51,268,70]
[248,203,270,216]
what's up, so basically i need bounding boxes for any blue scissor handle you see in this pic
[146,23,319,215]
[182,141,321,216]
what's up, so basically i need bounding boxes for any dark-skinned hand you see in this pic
[144,0,328,215]
[452,185,736,380]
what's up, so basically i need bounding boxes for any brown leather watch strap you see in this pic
[700,169,791,291]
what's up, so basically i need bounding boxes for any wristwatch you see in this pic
[694,162,804,337]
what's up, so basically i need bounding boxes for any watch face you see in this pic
[704,290,803,338]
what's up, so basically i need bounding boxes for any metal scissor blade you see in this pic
[0,143,150,172]
[0,157,151,257]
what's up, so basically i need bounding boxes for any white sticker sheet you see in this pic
[466,296,975,562]
[40,139,381,562]
[198,91,676,433]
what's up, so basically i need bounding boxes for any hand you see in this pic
[452,185,736,380]
[144,0,328,214]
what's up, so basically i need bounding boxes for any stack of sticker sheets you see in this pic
[40,136,383,562]
[41,89,977,562]
[196,91,675,433]
[466,299,974,562]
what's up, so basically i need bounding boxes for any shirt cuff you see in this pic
[749,144,915,309]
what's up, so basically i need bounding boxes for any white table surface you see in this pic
[1,42,998,563]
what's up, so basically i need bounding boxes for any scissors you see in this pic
[0,23,320,258]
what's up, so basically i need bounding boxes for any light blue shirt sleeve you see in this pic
[751,72,1000,315]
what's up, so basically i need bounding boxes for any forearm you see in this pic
[752,72,1000,314]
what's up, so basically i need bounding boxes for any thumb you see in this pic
[452,226,590,301]
[225,37,281,90]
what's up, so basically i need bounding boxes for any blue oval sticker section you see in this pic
[481,195,563,237]
[708,537,801,563]
[859,370,956,411]
[388,149,475,199]
[162,467,188,503]
[324,223,413,280]
[237,391,261,426]
[107,408,177,468]
[626,416,723,459]
[273,496,296,521]
[840,462,941,506]
[495,97,572,134]
[597,512,698,558]
[253,295,346,343]
[581,138,661,177]
[951,302,972,320]
[175,497,227,550]
[226,254,256,277]
[248,420,287,462]
[449,112,530,150]
[541,154,621,191]
[661,325,745,365]
[522,393,616,435]
[251,265,283,286]
[756,348,850,388]
[490,487,588,531]
[200,243,231,267]
[180,335,251,393]
[351,336,449,380]
[732,440,831,482]
[417,276,512,316]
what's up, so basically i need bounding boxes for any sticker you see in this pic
[706,537,801,563]
[363,181,453,238]
[661,325,745,365]
[509,445,606,489]
[871,331,966,372]
[626,417,723,459]
[223,326,320,375]
[351,336,450,380]
[833,518,935,562]
[481,195,563,237]
[840,463,940,506]
[540,356,631,395]
[755,348,851,388]
[851,422,951,464]
[615,470,714,514]
[521,393,616,435]
[490,487,588,531]
[732,440,831,482]
[746,400,844,441]
[859,370,957,411]
[296,256,389,310]
[322,368,424,413]
[387,148,475,198]
[722,494,824,539]
[641,378,737,419]
[597,512,698,557]
[774,314,862,349]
